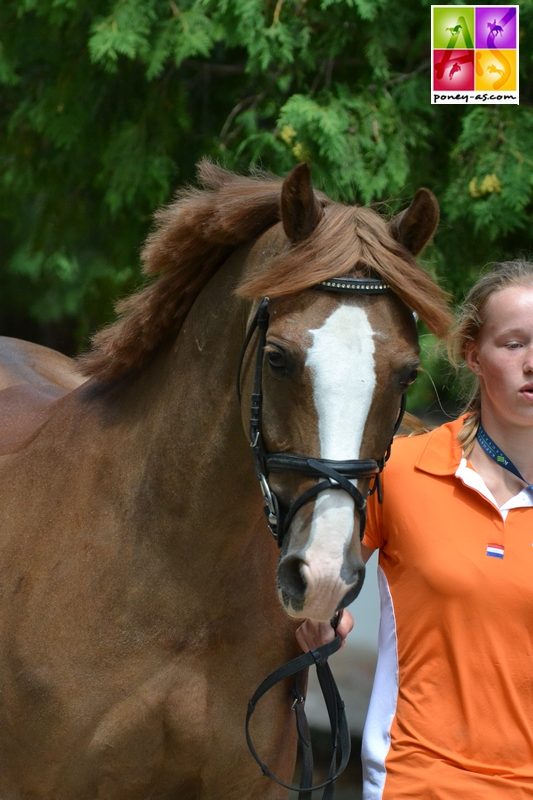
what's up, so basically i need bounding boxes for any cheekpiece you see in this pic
[317,277,391,294]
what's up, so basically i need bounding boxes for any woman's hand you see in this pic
[295,609,354,652]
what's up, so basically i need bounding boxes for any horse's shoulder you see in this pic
[396,411,432,438]
[0,337,86,454]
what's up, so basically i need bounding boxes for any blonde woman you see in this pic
[297,260,533,799]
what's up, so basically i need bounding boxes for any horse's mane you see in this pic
[78,160,451,383]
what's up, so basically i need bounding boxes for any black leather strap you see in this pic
[236,298,269,406]
[245,635,351,797]
[266,454,380,477]
[261,452,379,544]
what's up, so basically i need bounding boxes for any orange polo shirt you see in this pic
[361,417,533,799]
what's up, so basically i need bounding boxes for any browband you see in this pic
[317,277,391,294]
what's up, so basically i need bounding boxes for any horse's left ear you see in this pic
[281,163,323,242]
[389,188,439,255]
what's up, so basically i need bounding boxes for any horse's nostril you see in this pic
[278,555,308,601]
[339,563,366,607]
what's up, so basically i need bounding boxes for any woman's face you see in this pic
[466,284,533,429]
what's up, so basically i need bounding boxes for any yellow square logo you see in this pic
[475,49,517,92]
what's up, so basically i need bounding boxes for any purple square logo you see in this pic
[475,7,517,49]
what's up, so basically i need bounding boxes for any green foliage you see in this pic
[0,0,531,413]
[320,0,387,21]
[276,86,427,202]
[444,107,533,237]
[89,1,157,69]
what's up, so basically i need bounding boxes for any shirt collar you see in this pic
[456,456,533,519]
[415,415,467,476]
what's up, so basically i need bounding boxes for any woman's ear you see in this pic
[465,340,481,375]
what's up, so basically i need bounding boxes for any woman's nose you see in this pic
[523,347,533,372]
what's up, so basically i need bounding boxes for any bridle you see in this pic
[240,277,409,798]
[237,277,406,548]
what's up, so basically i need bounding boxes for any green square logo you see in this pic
[433,7,475,48]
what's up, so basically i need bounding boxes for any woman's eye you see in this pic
[267,349,287,371]
[505,341,522,349]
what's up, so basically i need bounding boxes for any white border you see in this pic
[430,5,519,105]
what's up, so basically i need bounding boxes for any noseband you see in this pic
[237,277,406,548]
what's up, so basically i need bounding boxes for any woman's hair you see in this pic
[448,259,533,454]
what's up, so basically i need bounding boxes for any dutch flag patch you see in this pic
[486,543,505,559]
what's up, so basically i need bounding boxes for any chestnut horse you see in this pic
[0,163,451,799]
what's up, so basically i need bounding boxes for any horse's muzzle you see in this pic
[277,553,366,621]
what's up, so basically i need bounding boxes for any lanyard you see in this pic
[476,423,533,491]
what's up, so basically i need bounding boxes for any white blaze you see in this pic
[301,304,376,619]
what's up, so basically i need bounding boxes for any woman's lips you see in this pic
[519,384,533,399]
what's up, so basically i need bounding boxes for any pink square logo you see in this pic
[433,49,475,91]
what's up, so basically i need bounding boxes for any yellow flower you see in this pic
[479,173,502,194]
[279,125,296,144]
[292,141,311,162]
[469,174,502,198]
[469,178,480,197]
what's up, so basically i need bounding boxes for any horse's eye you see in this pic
[266,348,287,371]
[400,368,419,389]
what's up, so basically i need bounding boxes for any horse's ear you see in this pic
[281,163,323,242]
[389,188,439,255]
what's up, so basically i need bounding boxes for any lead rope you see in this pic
[245,630,351,799]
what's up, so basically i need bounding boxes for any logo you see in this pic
[431,6,519,105]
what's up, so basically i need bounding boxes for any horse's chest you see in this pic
[1,657,212,799]
[80,661,211,795]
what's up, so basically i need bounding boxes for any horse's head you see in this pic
[77,159,449,623]
[238,164,442,621]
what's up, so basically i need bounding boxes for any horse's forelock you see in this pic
[77,164,451,384]
[237,204,452,339]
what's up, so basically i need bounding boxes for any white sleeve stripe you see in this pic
[361,566,399,799]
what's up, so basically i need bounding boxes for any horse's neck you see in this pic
[83,246,263,570]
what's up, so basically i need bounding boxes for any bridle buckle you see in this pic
[258,473,279,537]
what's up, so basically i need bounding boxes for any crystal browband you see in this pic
[317,277,391,294]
